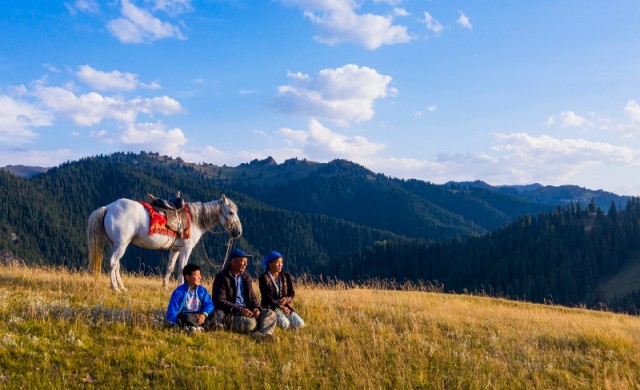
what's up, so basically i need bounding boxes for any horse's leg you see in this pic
[176,246,194,286]
[163,250,180,290]
[115,261,127,291]
[108,244,128,292]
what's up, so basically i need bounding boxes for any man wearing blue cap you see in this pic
[211,248,277,341]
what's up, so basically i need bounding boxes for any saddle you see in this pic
[146,192,189,238]
[148,191,185,211]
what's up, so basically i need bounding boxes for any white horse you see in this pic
[87,195,242,291]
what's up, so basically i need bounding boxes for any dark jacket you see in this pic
[212,268,261,315]
[258,271,296,312]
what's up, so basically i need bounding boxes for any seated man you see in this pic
[212,248,277,341]
[166,263,216,333]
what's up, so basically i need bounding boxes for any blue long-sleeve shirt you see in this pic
[166,283,215,324]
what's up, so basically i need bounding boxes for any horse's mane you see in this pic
[188,199,237,230]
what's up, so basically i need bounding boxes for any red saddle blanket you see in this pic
[139,201,191,239]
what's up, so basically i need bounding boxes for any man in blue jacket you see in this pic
[166,263,216,333]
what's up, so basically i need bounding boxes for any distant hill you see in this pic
[446,180,629,210]
[1,165,48,178]
[151,155,554,239]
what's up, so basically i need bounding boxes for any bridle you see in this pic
[202,200,241,270]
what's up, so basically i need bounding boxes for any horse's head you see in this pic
[219,195,242,238]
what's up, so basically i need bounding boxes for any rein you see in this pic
[197,201,238,271]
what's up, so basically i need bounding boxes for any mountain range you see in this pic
[2,151,639,312]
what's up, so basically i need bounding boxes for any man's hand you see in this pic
[279,297,288,305]
[240,308,253,317]
[252,308,261,318]
[280,306,291,315]
[195,313,206,325]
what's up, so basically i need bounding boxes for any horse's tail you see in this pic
[87,206,107,276]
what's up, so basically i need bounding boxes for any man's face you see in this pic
[185,270,201,288]
[230,257,248,274]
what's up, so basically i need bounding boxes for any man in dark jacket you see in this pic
[212,248,277,340]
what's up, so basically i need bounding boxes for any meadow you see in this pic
[0,264,639,389]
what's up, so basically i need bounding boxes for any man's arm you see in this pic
[246,275,261,311]
[165,289,183,324]
[198,286,215,316]
[212,274,243,315]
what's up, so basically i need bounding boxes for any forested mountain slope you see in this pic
[339,199,640,312]
[100,153,553,240]
[0,155,400,276]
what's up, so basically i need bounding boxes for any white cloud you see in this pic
[42,64,62,73]
[119,121,188,156]
[9,84,29,97]
[414,105,436,118]
[31,82,183,126]
[615,99,640,138]
[0,95,54,145]
[559,110,593,128]
[382,133,637,189]
[624,100,640,124]
[281,0,412,50]
[0,148,79,167]
[150,0,193,16]
[272,64,393,125]
[394,8,410,17]
[107,0,185,44]
[76,65,161,91]
[343,132,639,190]
[457,10,472,30]
[372,0,402,5]
[422,11,444,35]
[140,81,161,89]
[238,89,259,96]
[65,0,100,15]
[493,133,635,165]
[278,127,310,145]
[76,65,139,91]
[276,119,385,161]
[91,121,189,157]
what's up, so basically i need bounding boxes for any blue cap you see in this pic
[227,248,253,261]
[262,250,282,270]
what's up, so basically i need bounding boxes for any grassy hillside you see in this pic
[0,265,639,389]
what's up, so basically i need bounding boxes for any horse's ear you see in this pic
[221,194,227,203]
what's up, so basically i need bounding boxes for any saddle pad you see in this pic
[139,201,191,239]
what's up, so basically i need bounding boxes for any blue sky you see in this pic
[2,1,640,195]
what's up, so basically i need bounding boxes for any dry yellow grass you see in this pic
[0,264,639,389]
